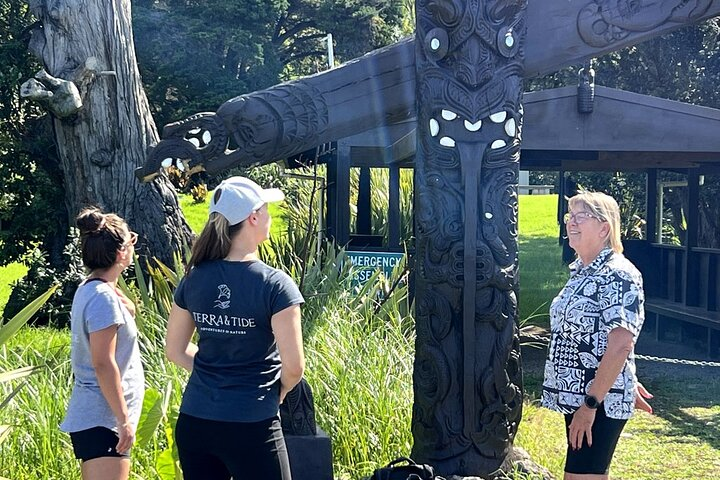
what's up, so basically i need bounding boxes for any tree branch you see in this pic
[275,20,318,45]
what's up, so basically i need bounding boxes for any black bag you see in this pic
[370,457,436,480]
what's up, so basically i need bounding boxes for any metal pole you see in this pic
[326,33,335,69]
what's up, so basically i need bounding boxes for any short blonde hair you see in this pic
[568,191,623,253]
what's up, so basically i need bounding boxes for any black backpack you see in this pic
[370,457,438,480]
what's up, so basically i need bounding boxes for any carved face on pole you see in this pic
[412,0,526,474]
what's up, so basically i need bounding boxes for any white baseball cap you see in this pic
[208,176,285,225]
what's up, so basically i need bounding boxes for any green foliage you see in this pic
[133,0,406,128]
[0,1,68,268]
[0,284,58,449]
[570,172,647,240]
[0,264,27,318]
[3,230,85,326]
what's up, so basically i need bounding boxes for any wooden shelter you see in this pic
[318,84,720,356]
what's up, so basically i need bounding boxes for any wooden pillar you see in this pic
[646,169,658,243]
[356,167,372,235]
[389,165,401,249]
[326,151,338,242]
[685,170,701,306]
[328,142,351,247]
[411,1,525,475]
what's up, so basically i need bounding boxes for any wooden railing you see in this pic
[624,240,720,357]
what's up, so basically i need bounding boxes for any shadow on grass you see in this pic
[640,372,720,451]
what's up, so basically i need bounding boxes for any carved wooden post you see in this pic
[411,1,526,475]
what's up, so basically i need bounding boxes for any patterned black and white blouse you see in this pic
[541,247,645,420]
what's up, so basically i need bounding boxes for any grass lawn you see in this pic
[518,194,568,324]
[178,193,288,235]
[0,262,28,317]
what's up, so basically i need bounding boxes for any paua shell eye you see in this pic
[497,26,519,58]
[425,28,449,61]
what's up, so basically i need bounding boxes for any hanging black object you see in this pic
[577,60,595,114]
[370,457,438,480]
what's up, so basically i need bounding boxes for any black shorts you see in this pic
[69,426,129,461]
[564,407,627,475]
[175,412,291,480]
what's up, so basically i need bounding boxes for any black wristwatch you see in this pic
[584,395,600,409]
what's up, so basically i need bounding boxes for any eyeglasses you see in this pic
[563,211,599,224]
[122,231,138,248]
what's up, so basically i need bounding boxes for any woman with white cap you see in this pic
[165,176,304,480]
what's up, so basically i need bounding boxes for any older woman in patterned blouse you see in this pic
[542,191,652,480]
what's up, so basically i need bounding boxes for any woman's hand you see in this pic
[634,382,654,414]
[116,420,135,454]
[569,405,597,450]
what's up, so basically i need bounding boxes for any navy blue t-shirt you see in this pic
[173,259,304,422]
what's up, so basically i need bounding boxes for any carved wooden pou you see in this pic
[411,1,525,475]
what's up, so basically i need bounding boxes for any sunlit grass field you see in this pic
[179,193,286,235]
[0,262,28,317]
[518,194,568,324]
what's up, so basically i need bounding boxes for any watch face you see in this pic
[585,395,599,409]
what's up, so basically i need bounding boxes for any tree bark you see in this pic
[26,0,191,265]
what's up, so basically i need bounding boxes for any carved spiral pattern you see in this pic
[577,0,713,48]
[218,84,329,164]
[412,0,526,475]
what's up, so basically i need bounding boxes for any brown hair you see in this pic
[76,207,127,270]
[568,191,623,253]
[186,212,243,273]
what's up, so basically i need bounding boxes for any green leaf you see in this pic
[0,365,41,383]
[135,387,163,448]
[0,284,58,347]
[0,378,32,411]
[0,425,11,444]
[155,448,182,480]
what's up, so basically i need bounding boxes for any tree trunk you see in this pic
[26,0,191,265]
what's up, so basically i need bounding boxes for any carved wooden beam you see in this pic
[526,0,720,77]
[136,39,415,181]
[136,0,720,181]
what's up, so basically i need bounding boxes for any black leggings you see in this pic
[564,407,627,475]
[175,413,291,480]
